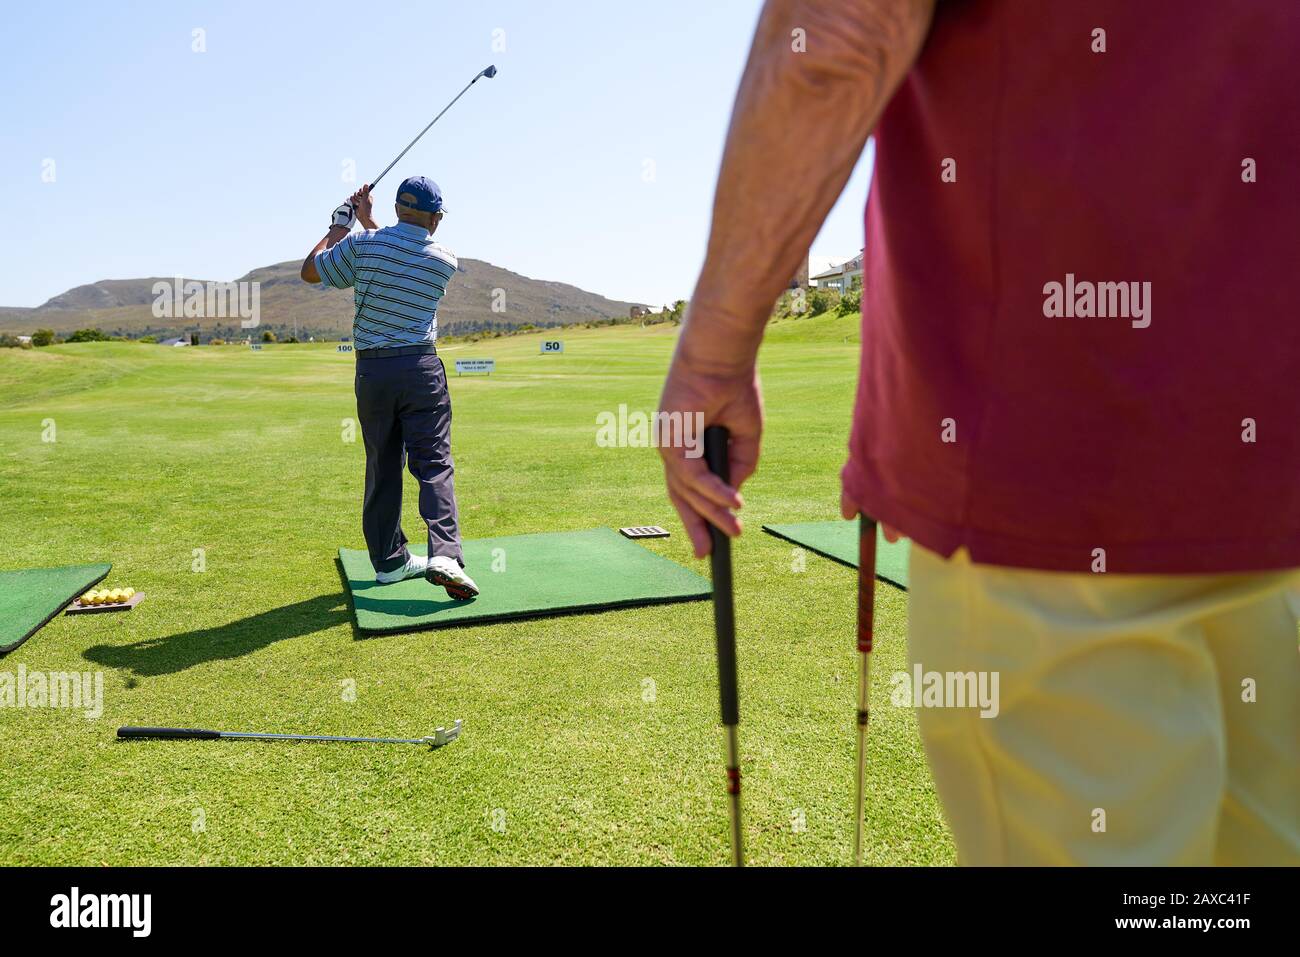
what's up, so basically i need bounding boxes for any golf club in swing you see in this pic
[365,64,498,194]
[703,425,743,867]
[117,721,462,749]
[854,514,878,865]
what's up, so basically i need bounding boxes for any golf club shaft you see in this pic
[723,724,742,866]
[369,65,496,190]
[118,727,427,745]
[222,731,430,745]
[704,425,743,867]
[854,514,877,866]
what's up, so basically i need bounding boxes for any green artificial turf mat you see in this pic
[339,527,711,633]
[0,563,111,655]
[762,521,909,588]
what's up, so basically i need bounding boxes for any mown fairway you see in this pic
[0,315,954,865]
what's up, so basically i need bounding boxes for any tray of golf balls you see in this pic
[67,587,145,614]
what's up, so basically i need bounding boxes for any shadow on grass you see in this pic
[82,592,351,677]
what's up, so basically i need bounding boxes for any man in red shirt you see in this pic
[659,0,1300,864]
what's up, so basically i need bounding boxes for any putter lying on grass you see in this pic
[117,721,462,749]
[704,425,743,867]
[854,515,877,865]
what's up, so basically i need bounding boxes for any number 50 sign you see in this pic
[540,340,564,354]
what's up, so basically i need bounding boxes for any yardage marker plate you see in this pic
[619,526,669,539]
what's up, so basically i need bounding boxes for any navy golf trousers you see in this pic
[354,349,463,573]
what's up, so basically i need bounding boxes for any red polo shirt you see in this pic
[841,0,1300,573]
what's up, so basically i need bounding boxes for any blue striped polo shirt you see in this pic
[314,222,458,349]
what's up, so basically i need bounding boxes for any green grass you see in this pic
[0,322,953,865]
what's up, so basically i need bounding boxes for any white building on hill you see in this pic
[810,249,864,292]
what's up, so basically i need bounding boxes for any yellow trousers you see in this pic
[907,546,1300,865]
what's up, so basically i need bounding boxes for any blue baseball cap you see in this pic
[395,176,445,214]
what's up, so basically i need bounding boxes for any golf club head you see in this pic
[424,719,463,749]
[481,65,497,79]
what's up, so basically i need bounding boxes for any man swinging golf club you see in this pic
[300,177,478,600]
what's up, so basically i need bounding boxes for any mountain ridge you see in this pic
[0,258,647,340]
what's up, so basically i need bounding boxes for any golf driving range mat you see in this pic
[338,527,711,633]
[0,563,112,655]
[762,521,910,589]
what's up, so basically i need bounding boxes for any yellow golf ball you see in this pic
[80,591,96,605]
[108,589,125,603]
[122,587,136,600]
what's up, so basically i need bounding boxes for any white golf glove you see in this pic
[330,202,356,230]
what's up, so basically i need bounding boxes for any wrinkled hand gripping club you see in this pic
[854,516,878,865]
[368,65,498,191]
[117,721,462,749]
[704,426,743,867]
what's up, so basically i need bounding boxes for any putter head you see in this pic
[424,719,463,749]
[482,65,497,79]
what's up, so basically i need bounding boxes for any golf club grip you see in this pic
[704,425,739,726]
[118,726,222,740]
[858,516,877,654]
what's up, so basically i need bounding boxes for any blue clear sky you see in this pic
[1,0,874,308]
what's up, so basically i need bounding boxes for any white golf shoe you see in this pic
[375,553,429,584]
[426,555,479,600]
